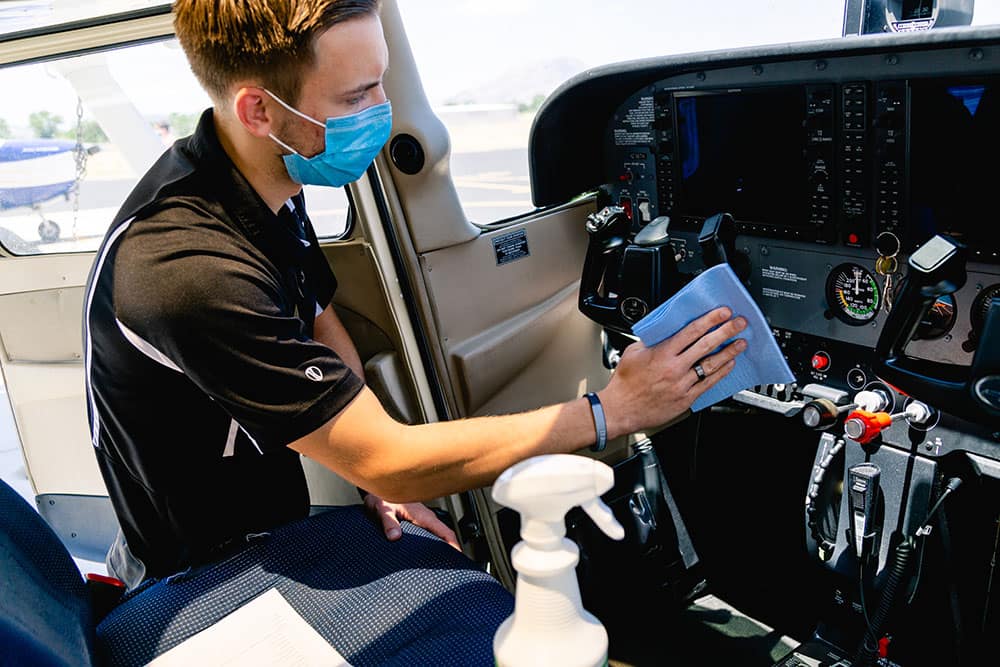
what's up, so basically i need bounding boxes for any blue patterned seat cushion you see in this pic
[97,505,513,666]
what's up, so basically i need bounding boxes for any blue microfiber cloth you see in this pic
[631,263,795,412]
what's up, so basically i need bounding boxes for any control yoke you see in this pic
[874,234,1000,425]
[579,208,746,336]
[579,205,635,333]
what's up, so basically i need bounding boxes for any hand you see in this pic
[601,307,748,436]
[363,493,461,551]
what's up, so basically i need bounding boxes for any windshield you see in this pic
[398,0,848,224]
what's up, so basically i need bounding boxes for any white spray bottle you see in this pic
[492,454,625,667]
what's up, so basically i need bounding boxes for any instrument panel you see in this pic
[601,48,1000,399]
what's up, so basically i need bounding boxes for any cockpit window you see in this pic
[0,1,168,37]
[397,0,846,225]
[0,38,351,255]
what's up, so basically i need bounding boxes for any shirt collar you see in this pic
[185,109,309,265]
[185,108,275,242]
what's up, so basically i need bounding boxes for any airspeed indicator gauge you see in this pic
[826,263,880,325]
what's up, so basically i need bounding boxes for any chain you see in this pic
[70,97,89,240]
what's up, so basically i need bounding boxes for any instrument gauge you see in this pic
[826,263,880,325]
[971,284,1000,340]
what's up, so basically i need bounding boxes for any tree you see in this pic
[29,111,63,139]
[60,120,108,143]
[0,118,10,139]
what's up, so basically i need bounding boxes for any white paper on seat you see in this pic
[146,588,352,667]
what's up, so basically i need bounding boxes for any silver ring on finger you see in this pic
[693,362,707,381]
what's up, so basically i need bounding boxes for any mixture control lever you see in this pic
[843,400,934,444]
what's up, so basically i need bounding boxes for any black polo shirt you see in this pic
[83,109,364,580]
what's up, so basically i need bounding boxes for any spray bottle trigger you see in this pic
[581,497,625,540]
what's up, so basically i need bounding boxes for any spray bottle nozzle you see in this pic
[581,498,625,541]
[492,454,624,548]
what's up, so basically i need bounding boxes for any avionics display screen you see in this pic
[675,87,809,226]
[909,78,1000,257]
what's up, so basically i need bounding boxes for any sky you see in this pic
[2,1,1000,129]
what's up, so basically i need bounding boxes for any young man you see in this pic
[85,0,746,590]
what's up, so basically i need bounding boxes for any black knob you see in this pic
[802,398,841,430]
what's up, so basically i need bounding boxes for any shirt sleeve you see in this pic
[114,215,363,452]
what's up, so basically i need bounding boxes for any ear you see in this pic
[233,87,274,139]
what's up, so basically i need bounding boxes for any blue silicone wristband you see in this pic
[585,392,607,452]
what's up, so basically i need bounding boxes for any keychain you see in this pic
[874,232,902,314]
[874,254,899,313]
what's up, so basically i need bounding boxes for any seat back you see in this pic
[0,477,96,667]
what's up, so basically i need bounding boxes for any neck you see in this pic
[212,108,301,214]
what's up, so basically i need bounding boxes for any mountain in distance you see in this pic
[444,56,588,107]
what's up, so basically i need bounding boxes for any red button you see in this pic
[848,233,859,244]
[811,352,831,371]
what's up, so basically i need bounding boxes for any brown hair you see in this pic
[173,0,381,105]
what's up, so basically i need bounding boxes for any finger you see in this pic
[376,503,403,540]
[687,357,737,396]
[685,339,747,390]
[679,316,747,368]
[662,307,733,354]
[406,506,461,550]
[422,519,460,551]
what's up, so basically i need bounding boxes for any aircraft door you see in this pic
[370,1,614,586]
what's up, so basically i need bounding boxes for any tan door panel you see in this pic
[1,363,96,496]
[420,202,609,418]
[0,255,99,498]
[0,288,84,362]
[452,282,581,414]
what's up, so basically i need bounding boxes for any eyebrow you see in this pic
[341,78,382,97]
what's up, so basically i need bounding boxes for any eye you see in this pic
[346,96,365,106]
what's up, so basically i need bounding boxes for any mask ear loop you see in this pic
[268,133,302,156]
[261,88,326,156]
[262,88,326,128]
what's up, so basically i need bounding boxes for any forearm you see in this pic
[291,388,605,503]
[380,396,604,501]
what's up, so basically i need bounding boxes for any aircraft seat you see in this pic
[0,477,513,666]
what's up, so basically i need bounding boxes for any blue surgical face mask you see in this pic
[264,89,392,188]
